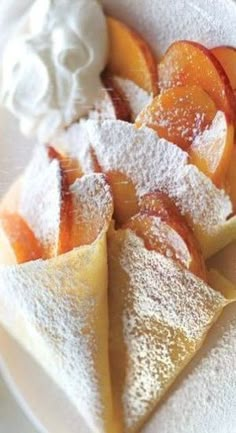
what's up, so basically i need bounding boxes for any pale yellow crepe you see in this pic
[195,216,236,259]
[0,168,117,433]
[0,234,115,433]
[108,226,233,433]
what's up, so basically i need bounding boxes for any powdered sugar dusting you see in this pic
[108,228,226,432]
[113,77,152,120]
[192,111,228,173]
[19,146,61,256]
[54,120,96,174]
[88,87,119,122]
[85,120,232,232]
[0,235,113,433]
[130,214,191,267]
[70,173,113,241]
[143,301,236,433]
[171,164,231,227]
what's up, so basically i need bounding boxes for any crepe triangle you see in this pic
[108,226,231,433]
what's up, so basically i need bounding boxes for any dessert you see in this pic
[0,146,115,433]
[0,1,236,433]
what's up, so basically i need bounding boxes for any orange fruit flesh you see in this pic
[106,171,139,226]
[211,46,236,92]
[158,40,236,122]
[106,16,158,94]
[0,213,42,264]
[136,85,217,150]
[190,112,234,187]
[48,146,83,186]
[48,147,75,255]
[138,192,207,280]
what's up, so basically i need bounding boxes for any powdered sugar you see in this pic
[71,174,112,225]
[0,234,113,433]
[143,301,236,433]
[70,173,113,244]
[113,77,152,120]
[19,146,61,257]
[108,228,227,432]
[85,120,232,232]
[54,121,96,174]
[192,111,229,173]
[129,214,191,267]
[88,87,120,122]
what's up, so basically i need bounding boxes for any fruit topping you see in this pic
[136,85,217,150]
[106,16,158,94]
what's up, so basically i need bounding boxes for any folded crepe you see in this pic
[0,120,236,433]
[0,146,116,433]
[54,118,236,432]
[56,119,233,240]
[108,226,232,433]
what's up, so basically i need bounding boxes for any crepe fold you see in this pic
[108,227,230,433]
[0,228,115,433]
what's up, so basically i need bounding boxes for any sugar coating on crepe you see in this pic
[55,120,96,174]
[0,237,112,433]
[19,146,61,255]
[0,171,116,433]
[71,174,113,225]
[142,303,236,433]
[108,228,227,433]
[113,77,152,120]
[88,87,122,121]
[85,120,232,232]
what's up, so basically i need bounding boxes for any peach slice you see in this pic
[158,41,236,121]
[0,213,42,265]
[48,147,74,255]
[136,85,217,150]
[211,46,236,93]
[106,171,139,225]
[137,192,206,279]
[20,146,72,258]
[190,111,234,186]
[106,16,158,94]
[70,174,113,248]
[48,146,83,186]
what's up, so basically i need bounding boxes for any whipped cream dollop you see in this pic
[0,0,108,142]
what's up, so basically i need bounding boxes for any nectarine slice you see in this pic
[48,147,74,255]
[70,174,113,247]
[106,171,139,225]
[48,146,83,186]
[211,46,236,92]
[0,213,42,264]
[190,111,234,186]
[136,85,217,150]
[138,192,206,279]
[106,16,158,94]
[20,146,72,258]
[158,41,236,121]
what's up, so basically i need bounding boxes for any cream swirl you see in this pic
[0,0,108,142]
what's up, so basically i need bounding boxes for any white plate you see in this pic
[0,1,236,432]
